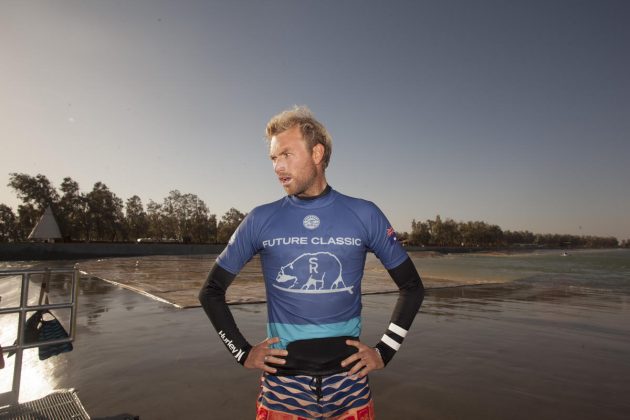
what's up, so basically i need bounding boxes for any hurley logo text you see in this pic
[218,330,246,362]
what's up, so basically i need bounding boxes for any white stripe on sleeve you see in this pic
[381,334,401,351]
[388,322,408,338]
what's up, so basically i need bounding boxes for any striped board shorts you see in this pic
[256,372,374,419]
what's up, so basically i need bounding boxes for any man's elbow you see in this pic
[416,280,425,307]
[198,286,210,308]
[404,278,424,308]
[198,270,227,308]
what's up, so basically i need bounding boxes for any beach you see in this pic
[1,249,629,419]
[61,250,522,308]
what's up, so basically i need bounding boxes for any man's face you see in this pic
[269,125,320,197]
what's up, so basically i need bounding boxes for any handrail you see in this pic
[0,302,75,316]
[0,267,80,406]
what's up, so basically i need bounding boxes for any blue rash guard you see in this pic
[215,188,408,349]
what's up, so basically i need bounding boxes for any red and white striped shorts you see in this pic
[255,372,375,419]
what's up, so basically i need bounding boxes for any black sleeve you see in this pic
[374,256,424,366]
[198,263,252,365]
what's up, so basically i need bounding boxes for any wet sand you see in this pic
[75,252,504,308]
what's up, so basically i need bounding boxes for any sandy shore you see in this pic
[75,252,505,308]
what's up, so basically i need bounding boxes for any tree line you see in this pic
[0,173,626,248]
[407,215,621,248]
[0,173,244,243]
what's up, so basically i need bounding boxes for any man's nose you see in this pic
[274,157,286,173]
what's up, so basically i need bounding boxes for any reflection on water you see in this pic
[0,349,58,403]
[413,248,630,286]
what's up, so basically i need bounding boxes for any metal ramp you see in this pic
[0,388,90,419]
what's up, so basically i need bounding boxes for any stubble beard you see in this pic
[285,163,319,197]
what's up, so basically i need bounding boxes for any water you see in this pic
[413,248,630,289]
[1,249,629,419]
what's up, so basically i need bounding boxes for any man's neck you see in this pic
[296,183,331,200]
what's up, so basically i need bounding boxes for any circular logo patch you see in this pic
[303,215,320,230]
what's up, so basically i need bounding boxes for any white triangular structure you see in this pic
[28,206,62,241]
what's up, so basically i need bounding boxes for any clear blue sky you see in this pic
[1,0,629,239]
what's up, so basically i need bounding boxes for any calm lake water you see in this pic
[1,249,629,419]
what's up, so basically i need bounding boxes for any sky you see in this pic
[1,0,629,240]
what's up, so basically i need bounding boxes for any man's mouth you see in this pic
[279,176,292,186]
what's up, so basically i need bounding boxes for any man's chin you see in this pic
[281,185,294,195]
[281,181,309,197]
[284,188,305,197]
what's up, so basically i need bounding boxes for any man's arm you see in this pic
[199,264,288,372]
[342,256,424,377]
[375,256,424,365]
[198,264,252,364]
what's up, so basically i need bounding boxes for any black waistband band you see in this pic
[268,336,359,376]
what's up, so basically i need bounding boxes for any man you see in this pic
[199,106,424,419]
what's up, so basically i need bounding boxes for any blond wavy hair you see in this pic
[265,106,333,169]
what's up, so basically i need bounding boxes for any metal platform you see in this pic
[0,389,90,420]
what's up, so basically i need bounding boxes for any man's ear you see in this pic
[312,143,325,165]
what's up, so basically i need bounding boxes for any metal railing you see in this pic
[0,267,80,407]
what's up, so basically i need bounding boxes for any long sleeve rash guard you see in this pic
[199,188,424,366]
